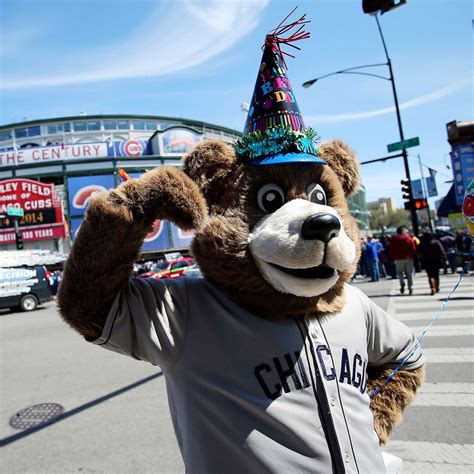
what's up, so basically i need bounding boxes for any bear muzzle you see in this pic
[248,199,356,297]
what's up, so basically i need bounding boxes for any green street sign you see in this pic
[387,136,420,153]
[7,207,24,217]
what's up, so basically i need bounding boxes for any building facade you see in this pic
[0,114,368,254]
[0,115,240,253]
[367,197,397,216]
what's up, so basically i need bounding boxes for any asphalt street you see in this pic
[1,272,472,473]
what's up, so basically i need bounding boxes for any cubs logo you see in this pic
[72,185,107,209]
[145,220,164,242]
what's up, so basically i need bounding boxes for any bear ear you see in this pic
[182,140,238,199]
[317,139,360,197]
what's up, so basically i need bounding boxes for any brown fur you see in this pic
[366,365,425,444]
[318,139,360,197]
[187,140,360,318]
[57,166,207,340]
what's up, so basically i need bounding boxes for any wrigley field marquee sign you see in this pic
[0,178,66,245]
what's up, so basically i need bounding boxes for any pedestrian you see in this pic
[411,232,421,274]
[417,231,446,295]
[375,237,387,278]
[365,235,380,282]
[356,237,368,278]
[381,236,397,279]
[390,226,417,295]
[456,230,473,274]
[439,231,456,274]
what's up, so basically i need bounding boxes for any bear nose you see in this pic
[301,213,341,242]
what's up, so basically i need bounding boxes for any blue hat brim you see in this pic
[247,152,327,166]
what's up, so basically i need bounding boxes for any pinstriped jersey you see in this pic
[93,277,424,473]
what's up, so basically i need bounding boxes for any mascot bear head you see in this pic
[175,18,362,319]
[181,138,361,318]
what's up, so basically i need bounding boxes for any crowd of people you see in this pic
[358,227,472,295]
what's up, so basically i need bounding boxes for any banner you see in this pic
[170,224,195,248]
[0,143,109,168]
[70,216,172,252]
[67,175,115,217]
[107,140,149,158]
[161,128,202,155]
[411,179,424,199]
[0,178,65,244]
[425,176,438,197]
[0,140,152,168]
[451,144,474,205]
[141,220,171,252]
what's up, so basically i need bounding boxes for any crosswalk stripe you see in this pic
[396,311,473,322]
[413,382,474,407]
[385,440,474,466]
[419,383,472,393]
[422,347,473,363]
[414,383,474,406]
[408,324,473,337]
[393,301,473,311]
[401,462,473,473]
[395,303,474,316]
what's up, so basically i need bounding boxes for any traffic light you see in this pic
[15,231,24,250]
[362,0,406,15]
[401,179,411,201]
[413,199,428,210]
[404,198,428,211]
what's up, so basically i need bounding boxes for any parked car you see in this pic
[0,265,52,312]
[136,257,194,280]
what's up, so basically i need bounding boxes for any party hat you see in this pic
[235,9,325,166]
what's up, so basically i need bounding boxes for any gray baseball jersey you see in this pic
[93,277,424,473]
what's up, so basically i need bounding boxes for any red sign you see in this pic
[0,178,65,244]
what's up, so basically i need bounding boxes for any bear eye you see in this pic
[257,183,285,213]
[307,183,327,205]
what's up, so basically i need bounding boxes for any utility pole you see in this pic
[374,14,419,236]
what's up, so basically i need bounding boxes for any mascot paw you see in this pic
[367,366,425,445]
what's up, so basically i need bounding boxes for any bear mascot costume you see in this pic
[58,13,424,473]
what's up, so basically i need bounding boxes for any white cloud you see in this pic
[306,77,471,124]
[1,0,269,90]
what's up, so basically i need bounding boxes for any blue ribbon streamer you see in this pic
[370,263,470,398]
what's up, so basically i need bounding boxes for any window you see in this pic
[87,121,100,131]
[73,122,87,132]
[73,121,102,132]
[104,120,117,130]
[117,120,130,130]
[0,131,12,141]
[46,123,71,134]
[132,121,146,130]
[171,261,191,270]
[145,121,158,130]
[158,122,176,130]
[14,126,40,138]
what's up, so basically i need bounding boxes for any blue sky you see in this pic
[1,0,472,205]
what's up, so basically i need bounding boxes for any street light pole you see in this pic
[374,14,419,236]
[302,14,420,236]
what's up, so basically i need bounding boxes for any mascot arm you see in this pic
[57,166,207,341]
[367,365,425,445]
[364,292,425,445]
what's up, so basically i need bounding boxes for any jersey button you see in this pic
[330,397,336,407]
[310,330,317,339]
[344,453,350,463]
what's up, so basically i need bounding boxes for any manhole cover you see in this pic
[9,403,64,430]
